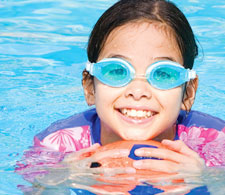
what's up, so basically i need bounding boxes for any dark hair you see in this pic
[87,0,198,69]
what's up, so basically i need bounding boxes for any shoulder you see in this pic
[178,110,225,131]
[177,110,225,167]
[34,108,100,152]
[36,108,98,139]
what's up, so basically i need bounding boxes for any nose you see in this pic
[124,79,152,100]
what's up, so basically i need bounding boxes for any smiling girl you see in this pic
[19,0,225,184]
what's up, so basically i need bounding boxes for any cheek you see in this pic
[94,79,120,107]
[157,88,183,109]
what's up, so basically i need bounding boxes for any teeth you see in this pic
[120,108,153,118]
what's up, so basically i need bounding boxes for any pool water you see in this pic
[0,0,225,194]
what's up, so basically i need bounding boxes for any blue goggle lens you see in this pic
[91,59,133,87]
[86,58,195,90]
[148,64,187,90]
[153,67,180,82]
[101,63,128,81]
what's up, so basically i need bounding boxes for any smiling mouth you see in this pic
[118,108,156,119]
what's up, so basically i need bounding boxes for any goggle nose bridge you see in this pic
[131,74,148,80]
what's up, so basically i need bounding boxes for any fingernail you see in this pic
[133,161,143,168]
[125,167,136,174]
[135,149,143,155]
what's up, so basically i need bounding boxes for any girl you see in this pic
[19,0,225,186]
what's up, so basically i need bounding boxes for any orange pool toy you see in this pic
[84,141,185,194]
[91,140,165,175]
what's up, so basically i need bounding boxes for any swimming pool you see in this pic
[0,0,225,194]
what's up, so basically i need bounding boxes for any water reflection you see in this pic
[16,150,225,195]
[0,0,225,194]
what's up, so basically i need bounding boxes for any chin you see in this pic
[122,134,151,141]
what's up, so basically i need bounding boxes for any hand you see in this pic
[34,143,136,187]
[133,140,205,174]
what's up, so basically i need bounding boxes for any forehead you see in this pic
[109,20,175,38]
[99,20,182,63]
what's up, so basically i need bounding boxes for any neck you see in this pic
[153,125,176,142]
[100,122,122,146]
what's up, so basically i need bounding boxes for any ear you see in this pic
[181,75,198,111]
[82,71,95,106]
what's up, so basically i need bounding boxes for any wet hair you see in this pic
[87,0,198,68]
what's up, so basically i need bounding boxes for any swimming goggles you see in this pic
[86,58,196,90]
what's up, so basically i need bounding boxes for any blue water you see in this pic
[0,0,225,194]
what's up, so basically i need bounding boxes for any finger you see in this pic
[90,148,130,162]
[63,143,101,163]
[98,167,136,176]
[84,166,136,176]
[133,159,179,173]
[135,147,191,163]
[162,140,206,166]
[101,174,137,182]
[82,143,101,153]
[35,167,70,186]
[133,157,204,174]
[161,139,201,159]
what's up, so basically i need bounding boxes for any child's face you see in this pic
[86,21,188,143]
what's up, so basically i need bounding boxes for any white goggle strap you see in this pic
[86,61,94,75]
[187,69,197,80]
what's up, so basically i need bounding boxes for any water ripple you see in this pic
[0,0,225,194]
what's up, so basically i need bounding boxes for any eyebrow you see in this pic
[154,56,176,62]
[107,54,132,61]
